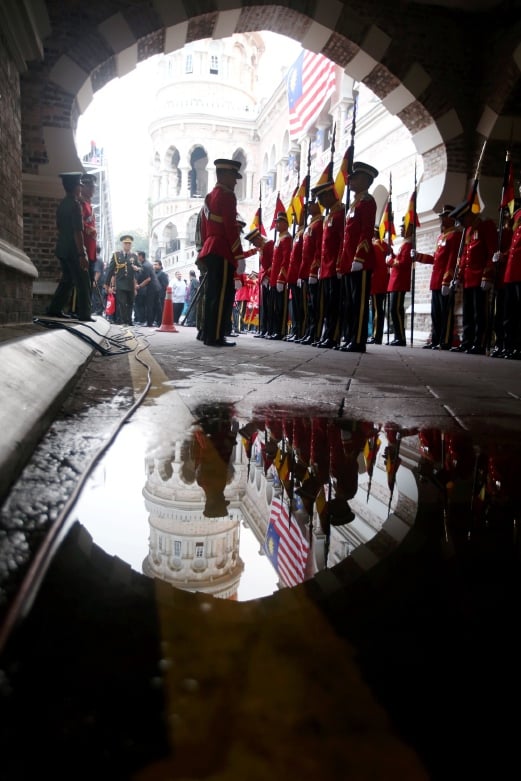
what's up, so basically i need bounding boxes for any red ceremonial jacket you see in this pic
[416,226,462,289]
[503,208,521,284]
[270,231,292,286]
[198,183,244,268]
[301,214,323,280]
[371,238,390,294]
[319,201,344,280]
[456,216,497,288]
[387,238,413,292]
[81,199,97,262]
[337,191,377,275]
[286,227,304,284]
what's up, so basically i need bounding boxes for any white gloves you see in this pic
[336,272,343,280]
[441,285,451,297]
[481,280,493,291]
[236,258,246,274]
[262,278,269,288]
[276,282,284,293]
[410,249,416,260]
[234,279,242,290]
[308,276,318,285]
[385,254,393,264]
[351,261,363,272]
[492,251,501,264]
[297,279,302,288]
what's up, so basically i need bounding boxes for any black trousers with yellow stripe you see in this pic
[348,268,372,347]
[201,253,235,345]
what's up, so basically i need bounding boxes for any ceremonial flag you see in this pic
[286,50,336,140]
[263,496,310,587]
[379,198,396,242]
[501,151,515,216]
[334,144,354,202]
[273,447,290,483]
[403,190,420,233]
[271,194,287,229]
[250,208,266,236]
[287,176,308,225]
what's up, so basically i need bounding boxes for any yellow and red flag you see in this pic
[250,207,266,236]
[403,190,420,233]
[287,176,308,226]
[271,194,288,230]
[334,144,354,202]
[501,150,515,217]
[379,198,396,242]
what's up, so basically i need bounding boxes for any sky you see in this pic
[75,34,302,235]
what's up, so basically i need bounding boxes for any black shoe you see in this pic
[450,345,466,352]
[300,336,314,345]
[467,346,486,355]
[269,334,283,340]
[490,347,504,357]
[366,337,375,344]
[422,343,434,349]
[390,339,406,346]
[206,339,236,347]
[254,332,267,338]
[46,310,72,319]
[317,338,336,349]
[341,342,366,353]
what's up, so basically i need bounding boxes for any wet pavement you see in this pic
[1,319,521,780]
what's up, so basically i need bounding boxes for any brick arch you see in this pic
[33,4,460,209]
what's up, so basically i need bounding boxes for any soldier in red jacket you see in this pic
[285,216,305,341]
[245,228,274,339]
[386,219,414,346]
[449,199,497,355]
[197,159,245,347]
[267,212,293,339]
[298,198,323,345]
[313,181,345,349]
[413,204,462,350]
[337,161,379,352]
[369,227,391,344]
[492,196,521,359]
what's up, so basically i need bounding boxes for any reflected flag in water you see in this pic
[264,496,310,587]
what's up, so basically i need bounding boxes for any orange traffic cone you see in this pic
[156,286,178,332]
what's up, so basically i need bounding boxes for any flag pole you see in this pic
[410,161,417,347]
[345,88,358,213]
[386,172,393,345]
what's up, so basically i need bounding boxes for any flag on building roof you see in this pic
[271,194,288,230]
[250,207,266,236]
[286,50,336,140]
[263,496,310,587]
[403,190,420,233]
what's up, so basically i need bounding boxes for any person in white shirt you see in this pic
[171,270,187,323]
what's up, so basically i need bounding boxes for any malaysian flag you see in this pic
[263,496,310,587]
[286,50,336,140]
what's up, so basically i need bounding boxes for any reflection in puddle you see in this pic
[74,402,521,602]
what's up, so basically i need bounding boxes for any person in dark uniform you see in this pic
[337,161,379,353]
[47,171,93,322]
[135,250,160,327]
[153,259,169,326]
[104,234,139,326]
[197,159,245,347]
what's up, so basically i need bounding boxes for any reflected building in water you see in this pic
[141,404,425,600]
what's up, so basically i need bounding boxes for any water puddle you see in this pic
[72,401,521,601]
